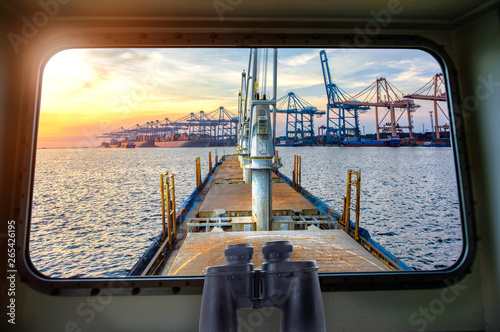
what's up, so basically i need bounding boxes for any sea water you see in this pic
[30,146,462,278]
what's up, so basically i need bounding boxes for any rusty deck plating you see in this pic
[198,182,319,218]
[213,167,280,183]
[165,230,389,275]
[159,155,390,276]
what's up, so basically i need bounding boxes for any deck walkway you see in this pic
[160,155,390,276]
[198,183,319,217]
[165,230,389,275]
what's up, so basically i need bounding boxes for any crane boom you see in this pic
[319,50,367,143]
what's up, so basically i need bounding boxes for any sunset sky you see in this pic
[39,48,445,148]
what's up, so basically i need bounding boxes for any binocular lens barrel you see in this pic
[224,243,254,264]
[262,240,293,262]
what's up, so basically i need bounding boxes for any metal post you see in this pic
[251,104,273,231]
[345,171,352,233]
[248,48,258,154]
[297,156,302,190]
[196,157,201,190]
[354,171,361,241]
[160,174,166,242]
[166,172,172,250]
[341,197,347,227]
[252,159,272,231]
[292,155,302,190]
[171,173,177,242]
[249,48,280,231]
[243,155,252,183]
[209,151,212,173]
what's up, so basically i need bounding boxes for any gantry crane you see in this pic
[345,77,420,140]
[320,50,421,142]
[404,73,448,139]
[98,108,238,145]
[320,50,369,143]
[211,107,238,144]
[275,92,325,145]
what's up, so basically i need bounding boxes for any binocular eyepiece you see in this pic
[200,241,326,332]
[224,240,293,264]
[224,243,254,264]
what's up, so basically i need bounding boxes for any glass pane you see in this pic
[31,48,461,278]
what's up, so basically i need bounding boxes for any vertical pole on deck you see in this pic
[160,174,166,242]
[298,155,301,189]
[341,197,347,228]
[166,172,172,250]
[345,171,352,233]
[171,173,177,242]
[249,48,279,232]
[355,171,361,241]
[196,157,201,190]
[209,151,212,173]
[292,155,301,190]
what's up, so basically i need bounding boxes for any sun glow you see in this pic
[38,48,444,148]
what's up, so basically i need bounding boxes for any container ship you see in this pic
[101,134,213,148]
[342,136,401,147]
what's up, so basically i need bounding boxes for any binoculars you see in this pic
[199,241,326,332]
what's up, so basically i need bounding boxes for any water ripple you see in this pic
[31,146,462,277]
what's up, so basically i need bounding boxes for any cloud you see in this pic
[280,50,319,66]
[39,47,449,147]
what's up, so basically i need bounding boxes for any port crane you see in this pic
[404,73,449,139]
[275,92,325,145]
[320,50,369,143]
[175,110,213,137]
[346,77,420,140]
[320,50,420,142]
[214,106,238,145]
[98,108,238,145]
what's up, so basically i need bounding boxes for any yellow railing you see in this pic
[340,169,361,240]
[160,172,177,250]
[209,151,213,173]
[292,155,302,190]
[195,156,202,190]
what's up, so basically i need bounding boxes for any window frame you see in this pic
[16,31,475,296]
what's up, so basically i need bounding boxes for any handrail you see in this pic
[292,155,302,190]
[195,156,202,190]
[209,151,213,173]
[160,172,177,250]
[340,169,361,240]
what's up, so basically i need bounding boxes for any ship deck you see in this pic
[198,182,319,217]
[157,156,390,276]
[164,230,389,275]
